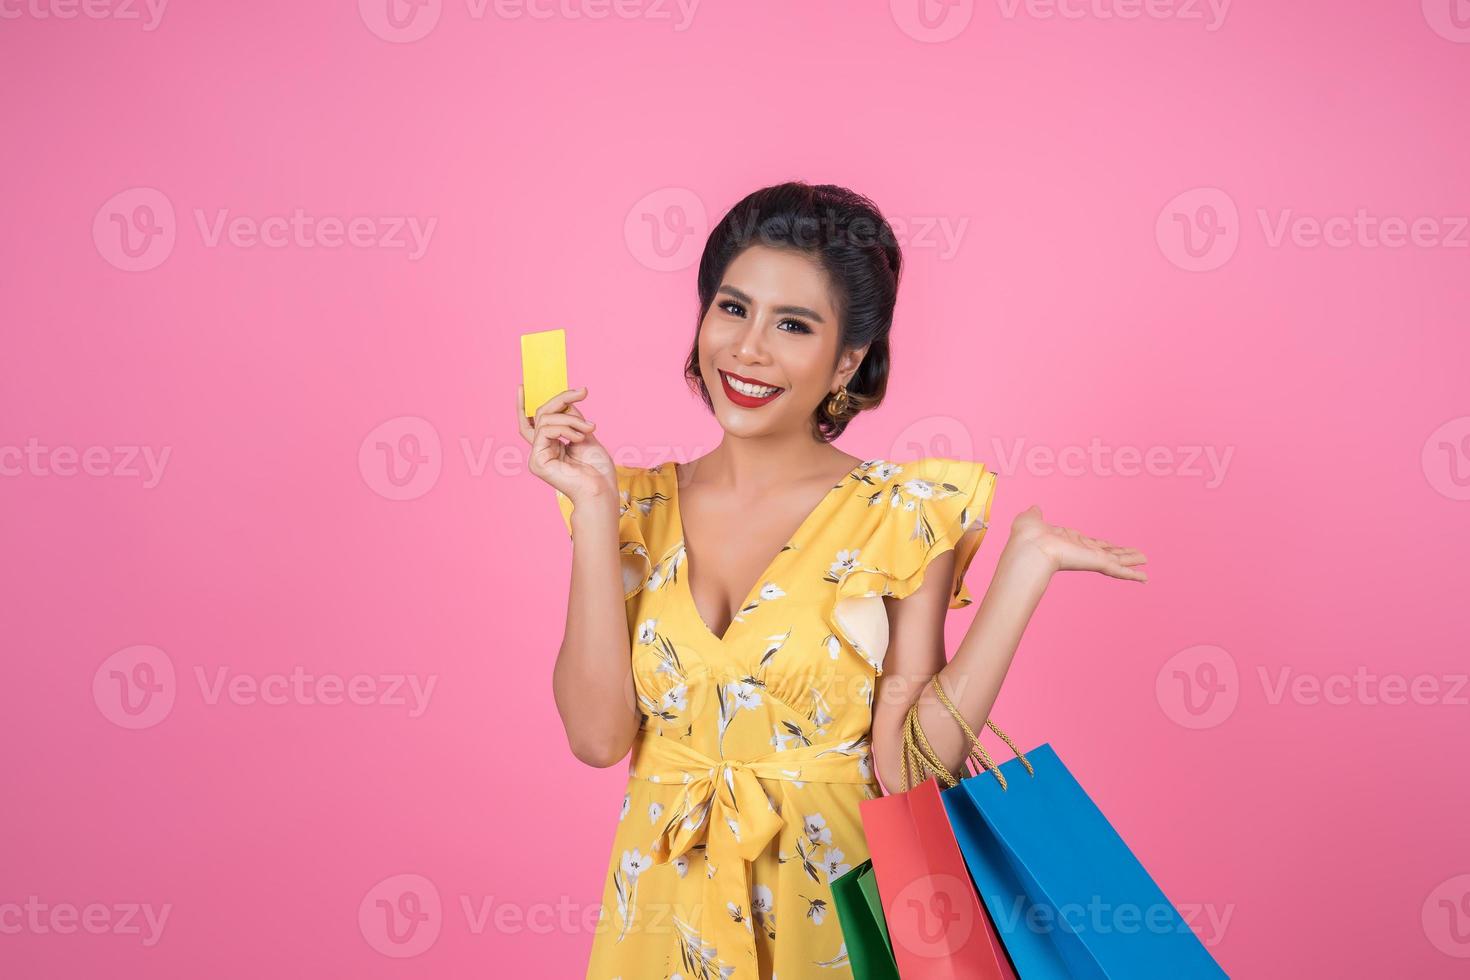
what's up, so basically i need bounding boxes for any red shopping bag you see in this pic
[860,775,1017,978]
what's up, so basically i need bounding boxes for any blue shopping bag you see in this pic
[940,743,1228,979]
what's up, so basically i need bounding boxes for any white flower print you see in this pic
[824,633,841,660]
[858,751,872,781]
[771,723,796,752]
[898,477,935,501]
[827,548,861,582]
[647,555,670,592]
[682,799,710,832]
[674,915,736,979]
[803,812,833,848]
[757,628,793,671]
[636,618,657,645]
[648,801,664,824]
[662,684,687,712]
[717,680,765,752]
[784,838,824,885]
[800,892,828,925]
[810,689,834,732]
[621,848,652,880]
[757,582,786,602]
[730,682,762,710]
[815,942,850,968]
[727,900,752,933]
[673,854,689,878]
[752,883,774,916]
[771,719,812,754]
[752,883,776,940]
[651,636,686,681]
[619,792,630,821]
[613,848,654,942]
[820,847,852,883]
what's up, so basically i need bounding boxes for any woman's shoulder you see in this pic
[613,462,677,529]
[613,461,669,497]
[847,455,996,546]
[902,454,990,478]
[555,463,669,539]
[854,455,993,492]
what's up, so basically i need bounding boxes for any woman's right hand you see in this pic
[518,384,617,509]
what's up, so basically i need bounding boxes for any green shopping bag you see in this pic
[830,858,900,979]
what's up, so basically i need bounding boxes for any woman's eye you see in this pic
[716,301,809,334]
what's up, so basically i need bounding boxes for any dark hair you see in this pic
[682,181,901,442]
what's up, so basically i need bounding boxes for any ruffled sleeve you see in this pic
[555,464,655,602]
[829,457,997,674]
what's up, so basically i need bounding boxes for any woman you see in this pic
[518,182,1147,979]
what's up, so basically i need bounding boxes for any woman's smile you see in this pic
[718,368,785,408]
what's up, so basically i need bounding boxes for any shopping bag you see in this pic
[943,743,1229,979]
[859,775,1016,979]
[830,858,900,980]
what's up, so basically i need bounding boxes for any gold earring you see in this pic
[826,384,851,418]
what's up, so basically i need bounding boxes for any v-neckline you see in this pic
[668,457,866,646]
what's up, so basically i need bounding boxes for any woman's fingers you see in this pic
[520,381,595,453]
[533,386,587,427]
[517,385,536,442]
[1110,562,1149,582]
[540,422,589,444]
[538,411,595,433]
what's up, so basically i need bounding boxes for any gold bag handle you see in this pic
[899,674,1033,792]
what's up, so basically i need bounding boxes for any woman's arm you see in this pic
[552,493,643,768]
[870,534,1051,791]
[870,505,1146,792]
[518,383,642,768]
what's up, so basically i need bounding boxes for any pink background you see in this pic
[3,1,1469,977]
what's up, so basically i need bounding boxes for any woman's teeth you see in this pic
[726,373,780,397]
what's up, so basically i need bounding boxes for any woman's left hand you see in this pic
[1007,504,1149,582]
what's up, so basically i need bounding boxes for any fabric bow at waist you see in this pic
[627,731,874,978]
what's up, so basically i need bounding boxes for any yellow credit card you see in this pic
[520,328,568,419]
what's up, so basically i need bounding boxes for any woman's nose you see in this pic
[733,318,771,361]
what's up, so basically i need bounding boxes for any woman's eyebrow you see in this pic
[717,285,827,323]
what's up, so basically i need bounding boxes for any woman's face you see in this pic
[697,244,867,438]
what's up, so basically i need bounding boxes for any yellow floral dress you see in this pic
[556,456,997,980]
